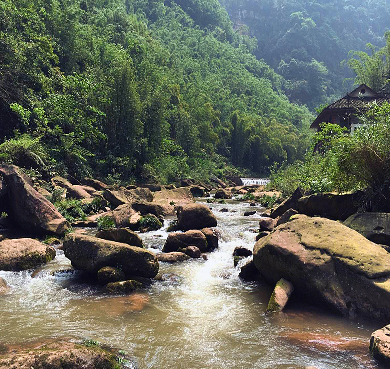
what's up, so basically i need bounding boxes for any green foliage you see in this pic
[271,103,390,210]
[97,215,116,231]
[258,194,278,208]
[0,0,313,182]
[139,215,162,231]
[221,0,390,109]
[54,199,86,223]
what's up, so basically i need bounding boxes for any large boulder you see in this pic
[163,230,208,253]
[96,228,143,248]
[370,325,390,364]
[201,228,219,251]
[344,212,390,246]
[297,192,362,221]
[176,203,217,231]
[0,238,56,271]
[253,214,390,320]
[63,233,159,278]
[0,165,69,235]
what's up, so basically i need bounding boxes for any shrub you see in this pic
[139,214,162,231]
[54,199,86,223]
[97,215,116,231]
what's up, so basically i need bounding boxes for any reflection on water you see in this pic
[0,201,385,368]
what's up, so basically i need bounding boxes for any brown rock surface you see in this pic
[0,238,55,271]
[163,230,208,253]
[370,324,390,364]
[0,339,131,368]
[96,228,143,248]
[153,187,193,215]
[156,252,191,263]
[0,165,69,235]
[63,233,159,278]
[0,277,9,294]
[266,278,294,313]
[177,203,217,231]
[253,214,390,320]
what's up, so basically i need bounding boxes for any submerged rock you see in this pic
[63,233,159,279]
[104,279,143,294]
[176,203,217,231]
[253,214,390,320]
[0,238,56,271]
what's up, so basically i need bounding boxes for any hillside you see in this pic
[0,0,313,183]
[220,0,390,109]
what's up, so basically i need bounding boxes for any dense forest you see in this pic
[0,0,313,184]
[220,0,390,109]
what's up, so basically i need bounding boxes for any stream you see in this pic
[0,200,386,369]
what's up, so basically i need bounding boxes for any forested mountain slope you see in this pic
[220,0,390,109]
[0,0,312,182]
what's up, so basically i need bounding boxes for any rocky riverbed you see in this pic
[0,165,389,368]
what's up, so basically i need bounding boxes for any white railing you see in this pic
[241,178,270,186]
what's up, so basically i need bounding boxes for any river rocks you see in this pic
[239,260,262,281]
[201,227,219,251]
[259,217,277,232]
[370,324,390,364]
[0,238,56,271]
[103,187,153,208]
[182,246,201,258]
[96,228,143,248]
[104,279,143,294]
[233,247,252,257]
[215,188,231,199]
[270,187,303,219]
[97,266,126,285]
[52,176,91,200]
[344,212,390,246]
[63,234,159,278]
[163,230,207,253]
[244,210,256,216]
[0,339,133,369]
[110,204,138,228]
[0,165,69,235]
[156,252,191,263]
[266,278,294,314]
[152,187,193,215]
[297,191,362,221]
[0,277,9,294]
[132,201,165,221]
[190,185,205,197]
[82,177,109,191]
[276,208,299,226]
[176,203,217,231]
[253,214,390,320]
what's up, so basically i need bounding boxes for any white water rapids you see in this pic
[0,200,386,369]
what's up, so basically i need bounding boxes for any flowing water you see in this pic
[0,200,386,368]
